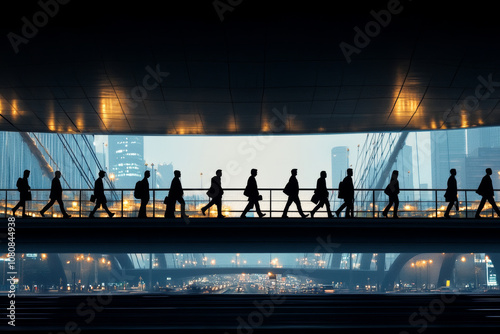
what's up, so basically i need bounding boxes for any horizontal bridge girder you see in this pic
[7,217,500,253]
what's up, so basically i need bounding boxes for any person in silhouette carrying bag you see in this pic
[444,169,459,218]
[165,170,188,218]
[137,170,150,218]
[311,171,333,218]
[382,170,399,218]
[282,169,308,218]
[475,168,500,218]
[40,171,71,218]
[89,170,114,218]
[12,169,31,218]
[241,169,265,218]
[201,169,224,218]
[336,168,354,218]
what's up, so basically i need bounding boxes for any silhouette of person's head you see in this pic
[450,169,456,175]
[144,170,150,178]
[174,170,181,178]
[23,170,30,178]
[391,170,399,179]
[251,169,257,177]
[55,171,61,178]
[320,171,327,178]
[216,169,222,177]
[98,170,106,178]
[486,168,492,175]
[291,169,297,176]
[347,168,353,176]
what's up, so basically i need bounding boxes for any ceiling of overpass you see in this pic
[1,0,500,135]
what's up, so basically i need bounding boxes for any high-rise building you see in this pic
[430,129,467,190]
[465,148,500,191]
[108,136,145,189]
[391,145,414,201]
[156,163,174,189]
[431,127,500,191]
[331,146,349,189]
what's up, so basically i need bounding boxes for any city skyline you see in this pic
[96,131,435,190]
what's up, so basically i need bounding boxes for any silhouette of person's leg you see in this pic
[40,199,56,216]
[383,198,394,217]
[178,197,188,217]
[12,201,20,215]
[89,203,99,217]
[254,201,265,218]
[201,198,215,215]
[139,198,147,218]
[215,198,223,217]
[393,196,399,218]
[102,203,114,217]
[444,201,454,218]
[336,202,346,217]
[13,200,26,216]
[57,198,70,217]
[476,197,487,218]
[346,199,353,218]
[241,201,253,218]
[20,201,27,217]
[325,199,333,218]
[294,198,308,218]
[487,197,500,216]
[282,197,293,217]
[311,201,323,218]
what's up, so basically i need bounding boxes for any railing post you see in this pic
[79,190,82,218]
[152,189,155,218]
[464,190,468,219]
[269,189,272,218]
[372,190,375,218]
[121,190,124,218]
[5,190,8,218]
[435,190,438,218]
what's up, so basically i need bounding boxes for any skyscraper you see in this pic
[331,146,349,189]
[392,145,414,201]
[108,136,145,189]
[430,130,467,190]
[156,163,174,189]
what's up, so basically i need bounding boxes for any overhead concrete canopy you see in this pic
[1,0,500,135]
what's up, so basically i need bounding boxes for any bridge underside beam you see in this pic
[9,217,500,253]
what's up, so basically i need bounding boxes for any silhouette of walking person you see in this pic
[201,169,224,218]
[12,169,31,217]
[165,170,188,218]
[382,170,399,218]
[475,168,500,218]
[89,170,114,218]
[444,169,459,218]
[40,171,71,218]
[241,169,265,218]
[137,170,150,218]
[311,171,333,218]
[282,169,308,218]
[335,168,354,218]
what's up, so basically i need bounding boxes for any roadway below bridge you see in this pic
[6,217,500,253]
[122,267,374,283]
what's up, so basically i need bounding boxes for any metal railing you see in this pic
[1,188,499,219]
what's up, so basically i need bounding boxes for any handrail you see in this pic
[1,187,498,219]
